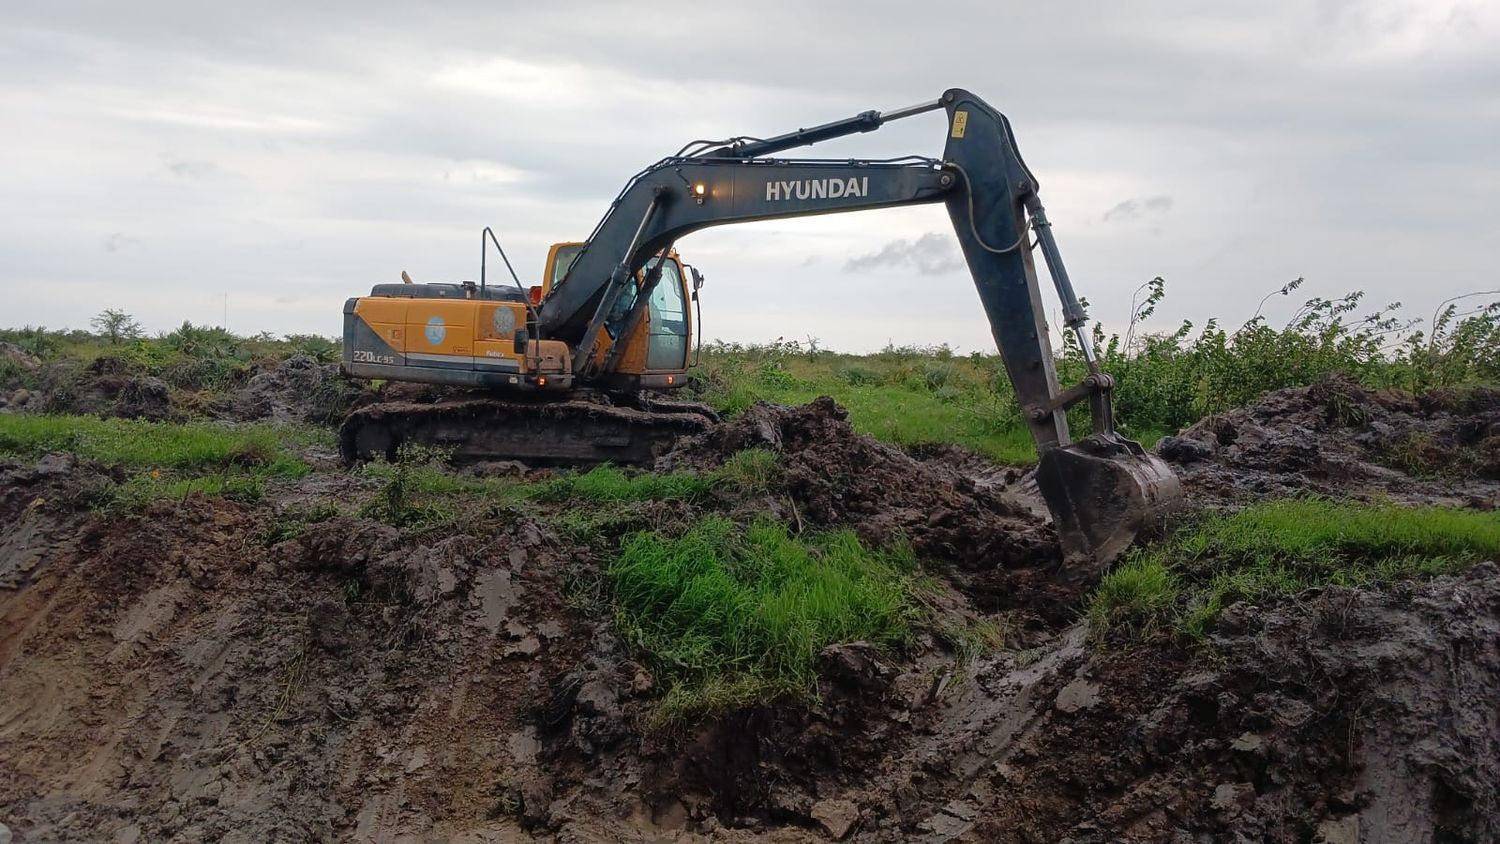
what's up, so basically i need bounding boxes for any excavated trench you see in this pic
[2,375,1499,842]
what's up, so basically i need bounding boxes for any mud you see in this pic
[1159,374,1500,507]
[233,354,360,425]
[3,381,1500,841]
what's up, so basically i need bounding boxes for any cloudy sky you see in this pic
[3,0,1496,352]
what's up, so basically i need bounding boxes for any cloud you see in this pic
[1102,195,1173,223]
[164,156,220,179]
[103,233,141,253]
[844,233,963,276]
[1,0,1497,352]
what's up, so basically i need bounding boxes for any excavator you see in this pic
[339,87,1181,563]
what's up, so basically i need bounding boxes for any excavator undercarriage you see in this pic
[339,393,715,467]
[339,87,1182,566]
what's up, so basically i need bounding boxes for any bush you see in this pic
[1060,279,1498,436]
[283,334,340,364]
[835,363,882,386]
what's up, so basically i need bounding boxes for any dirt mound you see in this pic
[662,397,1065,614]
[0,479,603,842]
[920,563,1500,842]
[232,354,359,425]
[1158,374,1500,507]
[0,344,42,413]
[2,352,360,425]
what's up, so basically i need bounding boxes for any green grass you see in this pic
[714,447,781,493]
[694,352,1045,463]
[0,413,316,476]
[1088,499,1500,640]
[691,348,1169,464]
[532,463,716,504]
[262,501,344,546]
[0,414,324,512]
[610,515,918,723]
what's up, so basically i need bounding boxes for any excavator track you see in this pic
[339,396,718,466]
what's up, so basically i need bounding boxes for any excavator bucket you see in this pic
[1034,435,1183,578]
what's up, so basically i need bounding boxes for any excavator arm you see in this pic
[536,88,1180,566]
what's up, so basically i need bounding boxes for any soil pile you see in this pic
[661,397,1066,613]
[1158,374,1500,507]
[1,483,599,842]
[232,354,358,425]
[925,563,1500,842]
[0,353,357,425]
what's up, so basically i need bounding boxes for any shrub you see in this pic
[835,363,882,386]
[90,309,144,345]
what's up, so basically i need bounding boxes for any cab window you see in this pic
[645,259,689,370]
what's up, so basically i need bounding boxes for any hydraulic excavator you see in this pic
[340,87,1182,563]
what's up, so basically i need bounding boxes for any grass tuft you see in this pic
[1086,557,1179,636]
[714,448,781,493]
[610,515,917,722]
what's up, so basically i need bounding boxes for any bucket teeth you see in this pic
[1034,435,1183,580]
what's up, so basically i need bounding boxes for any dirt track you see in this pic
[3,377,1499,842]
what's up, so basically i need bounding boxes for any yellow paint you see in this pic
[951,110,968,139]
[613,325,650,373]
[478,303,527,341]
[541,241,585,296]
[407,301,474,358]
[354,298,408,351]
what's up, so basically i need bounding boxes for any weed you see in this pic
[835,363,881,386]
[714,448,781,493]
[1325,390,1371,427]
[262,500,342,546]
[1381,432,1465,478]
[359,445,457,528]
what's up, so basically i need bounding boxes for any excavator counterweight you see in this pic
[340,87,1183,569]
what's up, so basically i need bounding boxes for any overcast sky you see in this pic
[3,1,1496,352]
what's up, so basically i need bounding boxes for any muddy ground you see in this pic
[2,376,1499,842]
[0,349,360,426]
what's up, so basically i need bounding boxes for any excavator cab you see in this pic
[539,242,693,389]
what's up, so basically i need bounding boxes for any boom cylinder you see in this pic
[708,99,944,159]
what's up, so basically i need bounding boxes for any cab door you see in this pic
[644,258,690,371]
